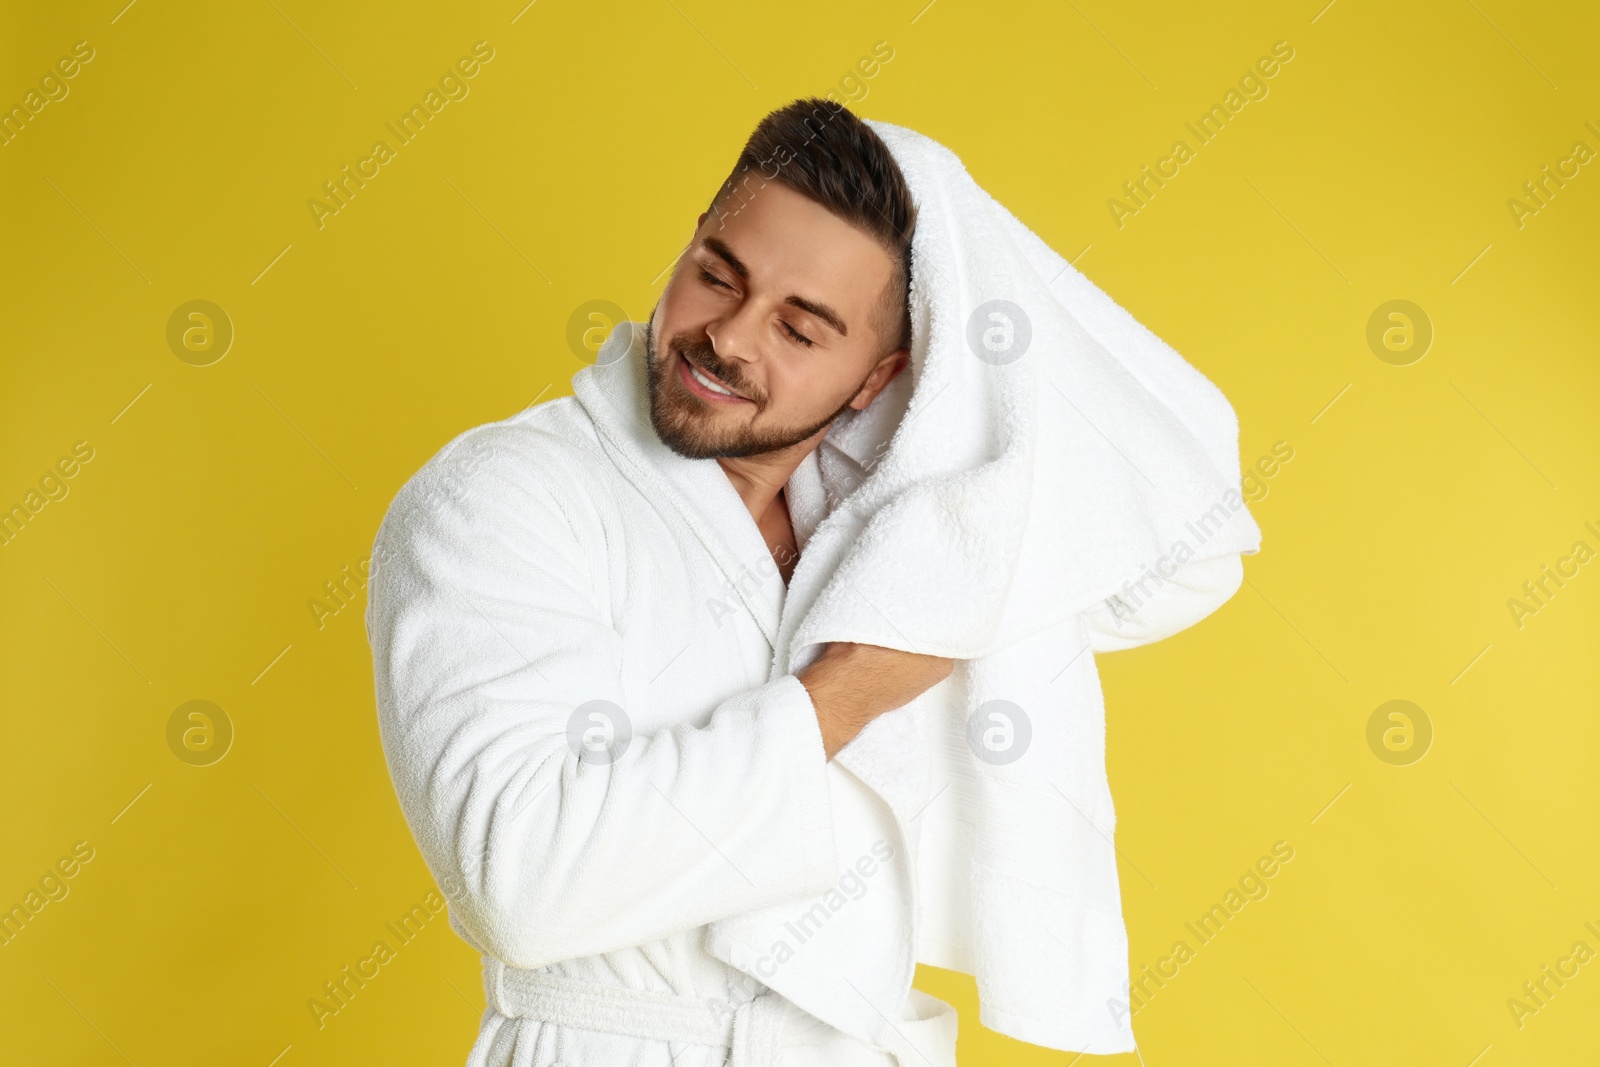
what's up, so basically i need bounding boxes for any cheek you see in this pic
[765,366,825,415]
[664,278,718,323]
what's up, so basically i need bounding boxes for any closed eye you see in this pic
[700,269,816,348]
[781,322,815,347]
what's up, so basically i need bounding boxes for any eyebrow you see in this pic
[699,235,850,339]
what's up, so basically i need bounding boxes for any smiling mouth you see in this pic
[675,351,751,403]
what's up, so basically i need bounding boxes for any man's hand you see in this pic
[796,642,956,760]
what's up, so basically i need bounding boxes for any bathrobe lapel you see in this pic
[571,329,785,651]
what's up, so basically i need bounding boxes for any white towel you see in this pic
[694,117,1263,1055]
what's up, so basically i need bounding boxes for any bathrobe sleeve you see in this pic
[365,424,839,970]
[1081,552,1245,653]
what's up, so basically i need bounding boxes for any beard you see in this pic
[642,315,867,460]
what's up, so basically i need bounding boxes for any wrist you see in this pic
[798,656,864,760]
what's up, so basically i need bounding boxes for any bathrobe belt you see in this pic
[484,957,795,1065]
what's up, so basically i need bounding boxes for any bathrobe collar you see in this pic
[570,325,793,651]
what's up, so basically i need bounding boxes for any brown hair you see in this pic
[706,97,917,358]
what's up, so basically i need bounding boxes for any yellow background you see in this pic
[3,0,1597,1063]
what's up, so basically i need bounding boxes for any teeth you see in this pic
[689,362,736,396]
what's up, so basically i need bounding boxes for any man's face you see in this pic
[644,181,908,460]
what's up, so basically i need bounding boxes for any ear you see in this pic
[850,347,910,410]
[697,210,708,231]
[882,347,910,382]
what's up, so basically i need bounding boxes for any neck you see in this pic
[717,448,805,523]
[716,419,831,523]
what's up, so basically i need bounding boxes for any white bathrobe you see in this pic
[365,332,1247,1065]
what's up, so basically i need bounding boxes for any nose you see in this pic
[703,301,765,370]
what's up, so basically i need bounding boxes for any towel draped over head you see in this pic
[781,117,1260,666]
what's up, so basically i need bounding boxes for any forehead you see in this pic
[699,182,894,327]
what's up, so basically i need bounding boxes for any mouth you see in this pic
[674,350,751,404]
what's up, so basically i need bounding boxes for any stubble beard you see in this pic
[642,316,865,460]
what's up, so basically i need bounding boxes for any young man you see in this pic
[368,98,958,1065]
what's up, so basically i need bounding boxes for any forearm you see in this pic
[797,642,953,759]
